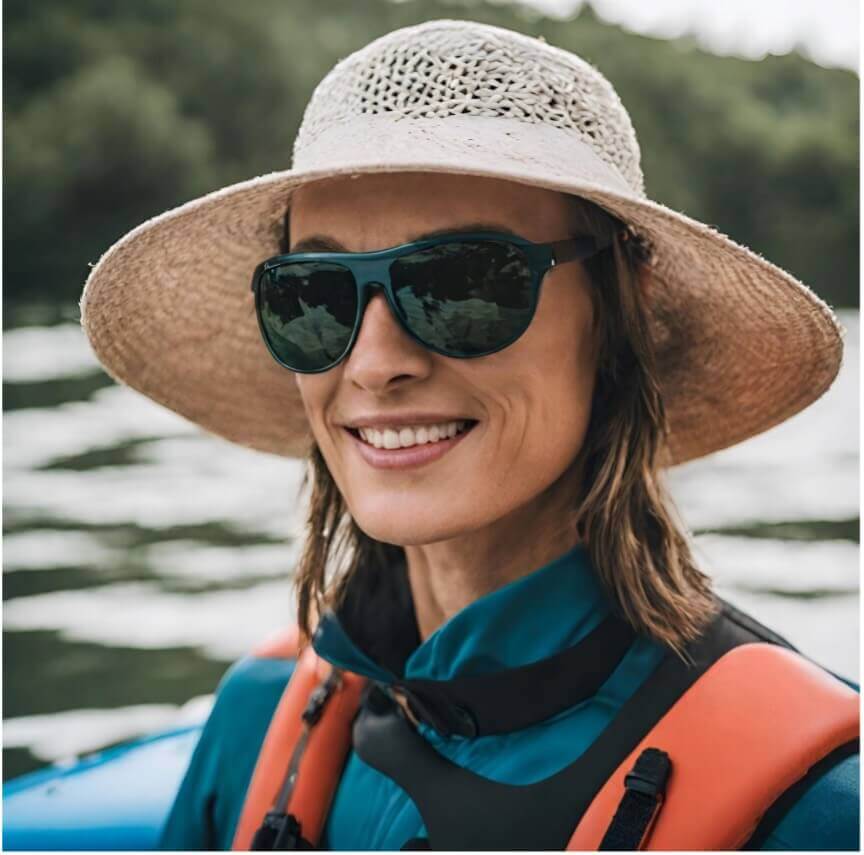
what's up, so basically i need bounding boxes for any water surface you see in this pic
[3,310,859,779]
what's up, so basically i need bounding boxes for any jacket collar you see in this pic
[310,543,635,737]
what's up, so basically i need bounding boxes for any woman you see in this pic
[80,19,859,851]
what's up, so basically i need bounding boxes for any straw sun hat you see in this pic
[79,19,843,467]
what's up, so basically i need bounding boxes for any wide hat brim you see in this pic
[79,115,844,467]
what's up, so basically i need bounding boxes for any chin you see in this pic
[349,498,485,547]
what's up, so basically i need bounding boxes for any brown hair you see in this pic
[284,195,718,660]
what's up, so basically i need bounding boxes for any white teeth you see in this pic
[357,420,471,450]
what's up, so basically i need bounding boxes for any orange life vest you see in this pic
[232,623,858,851]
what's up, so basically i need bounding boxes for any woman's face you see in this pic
[290,172,599,546]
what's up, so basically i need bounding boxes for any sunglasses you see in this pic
[251,230,612,373]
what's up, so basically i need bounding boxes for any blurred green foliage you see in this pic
[4,0,859,319]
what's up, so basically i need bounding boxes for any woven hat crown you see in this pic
[292,19,645,196]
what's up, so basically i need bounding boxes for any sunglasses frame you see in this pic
[250,230,611,373]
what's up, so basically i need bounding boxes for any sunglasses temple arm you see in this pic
[550,230,626,266]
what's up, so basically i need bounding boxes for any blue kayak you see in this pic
[3,725,200,851]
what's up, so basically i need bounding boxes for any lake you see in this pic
[3,309,859,780]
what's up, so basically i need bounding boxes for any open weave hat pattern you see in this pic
[80,19,844,466]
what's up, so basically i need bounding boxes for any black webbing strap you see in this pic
[598,748,671,850]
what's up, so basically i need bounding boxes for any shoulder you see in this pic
[207,652,298,751]
[214,652,299,713]
[760,750,860,851]
[758,668,859,851]
[158,652,298,850]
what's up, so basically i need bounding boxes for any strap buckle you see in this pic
[301,670,342,726]
[251,811,314,850]
[389,684,478,738]
[599,748,672,850]
[623,747,671,799]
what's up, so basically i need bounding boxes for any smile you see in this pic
[356,420,472,449]
[344,420,478,470]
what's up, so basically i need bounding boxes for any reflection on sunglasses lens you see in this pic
[390,241,535,355]
[259,262,357,371]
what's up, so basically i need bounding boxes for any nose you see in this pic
[343,289,432,393]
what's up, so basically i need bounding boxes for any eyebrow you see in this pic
[289,222,520,253]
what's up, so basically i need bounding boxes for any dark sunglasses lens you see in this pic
[257,262,357,371]
[389,241,535,356]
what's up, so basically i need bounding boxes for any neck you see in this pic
[403,470,585,641]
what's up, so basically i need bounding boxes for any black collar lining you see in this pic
[388,613,636,737]
[334,553,639,737]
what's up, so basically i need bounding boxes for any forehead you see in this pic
[289,172,576,252]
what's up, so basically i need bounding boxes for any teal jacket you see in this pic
[159,543,860,850]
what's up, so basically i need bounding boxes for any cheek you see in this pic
[440,333,596,524]
[499,285,597,463]
[294,373,341,455]
[488,356,594,497]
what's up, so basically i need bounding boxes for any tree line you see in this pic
[4,0,858,322]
